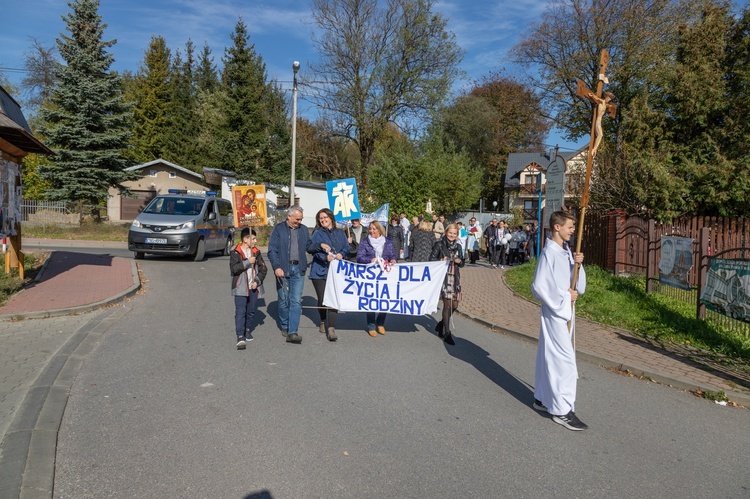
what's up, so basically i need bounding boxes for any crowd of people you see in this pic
[235,208,545,350]
[229,206,588,430]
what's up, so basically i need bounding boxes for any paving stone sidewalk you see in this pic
[459,261,750,407]
[0,244,139,498]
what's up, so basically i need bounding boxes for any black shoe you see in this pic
[434,320,444,338]
[443,332,455,345]
[286,333,302,344]
[532,399,547,412]
[236,337,246,350]
[552,411,588,431]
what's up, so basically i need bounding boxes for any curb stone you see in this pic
[0,306,130,499]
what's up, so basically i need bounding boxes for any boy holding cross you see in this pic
[531,211,588,430]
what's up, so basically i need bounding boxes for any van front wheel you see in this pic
[193,239,206,261]
[134,251,145,260]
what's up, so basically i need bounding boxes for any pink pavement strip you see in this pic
[458,264,750,405]
[0,251,133,315]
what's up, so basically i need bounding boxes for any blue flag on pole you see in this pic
[326,178,361,222]
[359,203,389,226]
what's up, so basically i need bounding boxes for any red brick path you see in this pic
[0,252,133,315]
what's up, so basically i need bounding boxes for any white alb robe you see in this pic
[532,239,586,416]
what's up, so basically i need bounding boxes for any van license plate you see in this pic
[145,238,167,244]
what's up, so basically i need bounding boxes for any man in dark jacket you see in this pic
[267,206,312,344]
[483,219,499,265]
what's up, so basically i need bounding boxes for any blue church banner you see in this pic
[326,178,360,222]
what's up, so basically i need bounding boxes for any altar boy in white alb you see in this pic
[531,211,588,431]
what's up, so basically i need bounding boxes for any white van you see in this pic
[128,190,235,261]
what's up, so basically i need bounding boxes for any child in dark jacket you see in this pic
[230,228,267,349]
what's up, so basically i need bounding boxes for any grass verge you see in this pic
[504,261,750,362]
[0,252,47,307]
[23,221,130,241]
[22,222,276,246]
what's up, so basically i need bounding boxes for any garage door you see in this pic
[121,190,156,220]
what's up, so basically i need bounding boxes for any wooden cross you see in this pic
[569,49,615,330]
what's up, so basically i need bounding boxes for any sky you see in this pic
[0,0,585,151]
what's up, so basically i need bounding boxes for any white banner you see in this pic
[323,259,449,315]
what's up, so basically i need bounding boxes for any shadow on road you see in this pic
[442,330,535,409]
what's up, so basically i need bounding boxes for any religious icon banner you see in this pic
[700,258,750,324]
[323,260,449,315]
[658,236,694,290]
[232,185,267,227]
[326,178,360,222]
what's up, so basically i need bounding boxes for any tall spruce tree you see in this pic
[163,41,200,170]
[38,0,136,208]
[127,35,174,163]
[195,42,219,93]
[208,18,290,181]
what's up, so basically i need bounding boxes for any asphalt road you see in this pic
[54,250,750,498]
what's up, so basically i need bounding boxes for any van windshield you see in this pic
[143,197,203,215]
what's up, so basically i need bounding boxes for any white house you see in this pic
[504,147,588,223]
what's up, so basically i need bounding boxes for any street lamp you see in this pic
[492,200,498,213]
[290,61,300,209]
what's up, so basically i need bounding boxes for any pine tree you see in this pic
[163,41,200,170]
[37,0,136,209]
[666,0,740,216]
[127,35,174,162]
[195,42,219,93]
[207,18,290,181]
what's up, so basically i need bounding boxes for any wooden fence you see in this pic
[581,211,750,336]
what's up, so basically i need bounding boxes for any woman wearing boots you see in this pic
[308,208,349,341]
[430,224,465,345]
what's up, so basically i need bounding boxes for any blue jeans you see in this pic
[276,264,304,334]
[234,291,259,338]
[366,312,387,331]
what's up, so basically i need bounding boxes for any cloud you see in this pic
[95,1,313,75]
[434,0,549,86]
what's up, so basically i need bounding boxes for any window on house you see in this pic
[169,171,176,178]
[149,170,157,178]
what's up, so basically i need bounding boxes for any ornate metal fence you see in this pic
[581,211,750,336]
